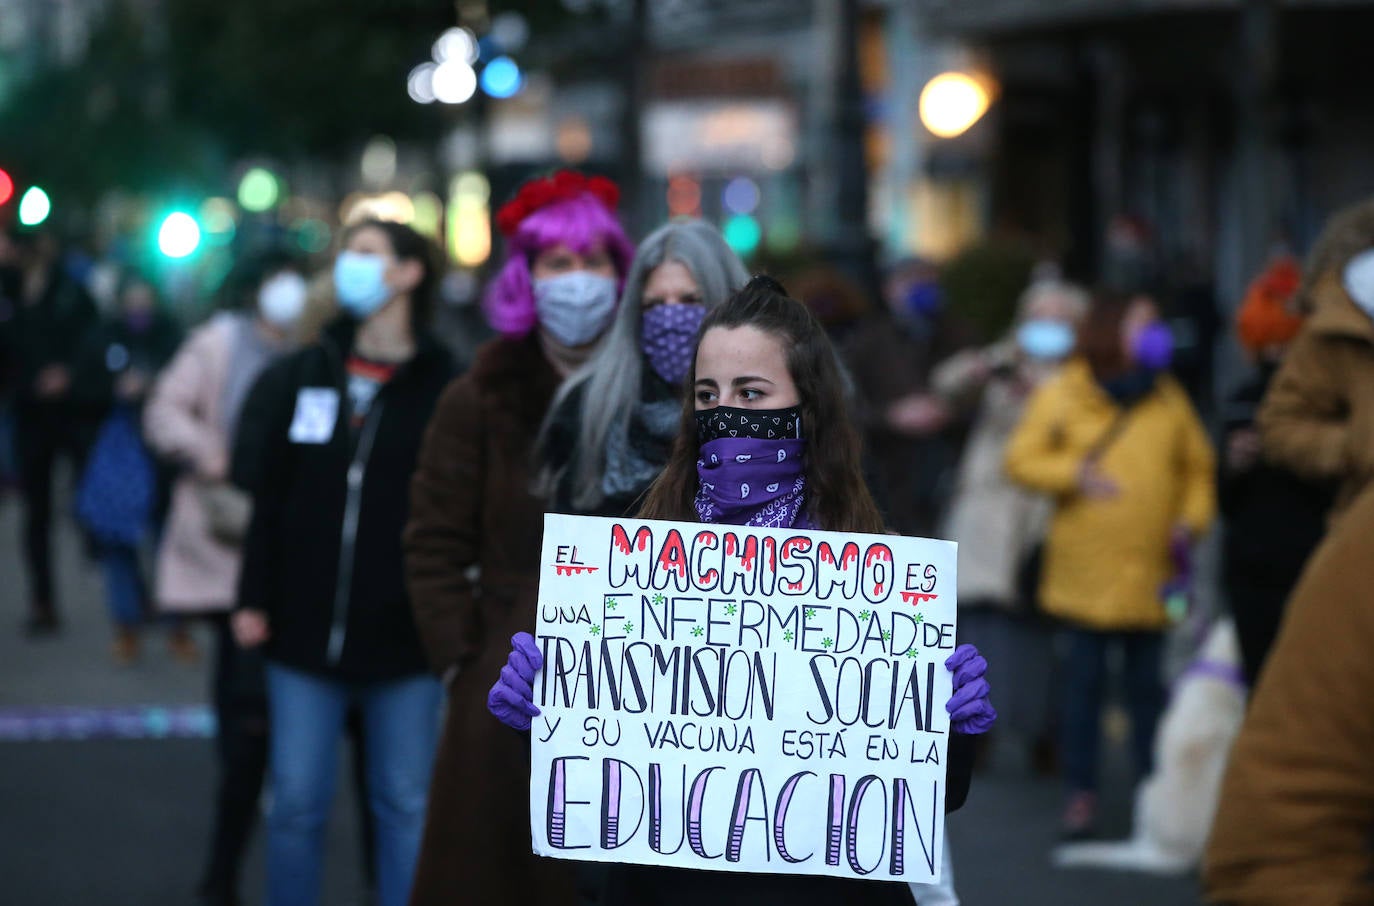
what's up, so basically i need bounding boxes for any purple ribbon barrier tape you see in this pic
[0,705,215,742]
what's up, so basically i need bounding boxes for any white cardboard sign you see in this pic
[528,514,958,884]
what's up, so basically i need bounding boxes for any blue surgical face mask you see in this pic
[1016,319,1075,361]
[333,251,390,318]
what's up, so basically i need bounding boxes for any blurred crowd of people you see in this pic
[4,170,1374,905]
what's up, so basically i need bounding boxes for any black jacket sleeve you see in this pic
[944,732,975,813]
[233,356,298,616]
[68,323,117,412]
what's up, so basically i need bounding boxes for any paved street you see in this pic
[0,494,1203,905]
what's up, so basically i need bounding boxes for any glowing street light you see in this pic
[18,186,51,226]
[433,27,479,65]
[480,56,523,99]
[433,60,477,105]
[919,72,992,139]
[157,212,201,259]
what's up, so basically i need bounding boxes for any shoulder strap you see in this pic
[1087,407,1134,461]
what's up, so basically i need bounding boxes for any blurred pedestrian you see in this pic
[232,220,455,906]
[7,229,100,634]
[1257,196,1374,520]
[1203,480,1374,903]
[405,169,634,906]
[1221,255,1334,688]
[487,275,993,905]
[144,249,311,905]
[71,270,183,663]
[840,257,976,536]
[936,278,1090,771]
[1005,292,1216,838]
[788,264,872,344]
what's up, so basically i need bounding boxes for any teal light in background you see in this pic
[480,56,523,99]
[294,219,332,253]
[18,186,50,226]
[157,212,201,259]
[723,214,762,257]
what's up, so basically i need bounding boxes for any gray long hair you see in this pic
[537,218,749,510]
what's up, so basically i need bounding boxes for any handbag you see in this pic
[76,407,155,546]
[198,481,253,545]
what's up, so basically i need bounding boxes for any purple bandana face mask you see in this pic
[693,406,809,528]
[641,302,708,385]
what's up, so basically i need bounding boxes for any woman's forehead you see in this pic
[696,325,788,372]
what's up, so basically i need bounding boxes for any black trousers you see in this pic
[202,615,378,895]
[1227,580,1293,688]
[14,405,91,616]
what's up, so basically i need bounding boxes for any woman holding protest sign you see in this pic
[404,170,636,906]
[488,276,994,904]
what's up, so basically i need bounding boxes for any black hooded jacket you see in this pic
[233,318,456,681]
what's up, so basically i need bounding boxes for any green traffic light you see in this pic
[157,212,201,258]
[18,186,51,226]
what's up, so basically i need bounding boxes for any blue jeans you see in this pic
[264,663,441,906]
[99,543,145,627]
[1060,627,1164,793]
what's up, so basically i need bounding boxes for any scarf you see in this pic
[694,436,810,529]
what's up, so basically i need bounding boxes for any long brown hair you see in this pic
[1077,290,1132,382]
[638,275,887,534]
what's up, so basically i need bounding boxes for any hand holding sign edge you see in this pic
[945,644,996,735]
[488,632,543,731]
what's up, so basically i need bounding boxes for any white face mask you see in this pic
[533,271,618,347]
[258,272,308,327]
[1343,248,1374,318]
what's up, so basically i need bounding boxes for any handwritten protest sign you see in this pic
[528,514,958,884]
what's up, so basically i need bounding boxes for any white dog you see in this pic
[1053,618,1247,874]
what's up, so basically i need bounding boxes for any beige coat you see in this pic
[143,316,240,613]
[935,344,1055,608]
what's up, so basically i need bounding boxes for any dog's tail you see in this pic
[1052,838,1194,876]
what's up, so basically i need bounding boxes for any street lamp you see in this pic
[919,72,992,139]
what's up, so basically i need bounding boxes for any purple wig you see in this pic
[484,193,635,338]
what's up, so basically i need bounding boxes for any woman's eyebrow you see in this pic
[694,377,719,386]
[731,376,775,387]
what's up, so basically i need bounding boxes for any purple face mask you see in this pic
[1133,322,1174,371]
[641,303,707,385]
[695,436,809,529]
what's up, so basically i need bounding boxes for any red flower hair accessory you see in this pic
[495,170,621,237]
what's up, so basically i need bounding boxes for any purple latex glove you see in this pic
[945,644,997,735]
[1160,529,1194,599]
[487,632,543,732]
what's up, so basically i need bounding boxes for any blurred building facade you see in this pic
[902,0,1374,306]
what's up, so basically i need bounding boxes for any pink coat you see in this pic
[143,316,241,613]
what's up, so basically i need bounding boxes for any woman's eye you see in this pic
[642,297,664,309]
[696,390,717,404]
[740,388,763,402]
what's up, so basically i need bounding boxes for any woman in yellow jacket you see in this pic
[1005,292,1216,838]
